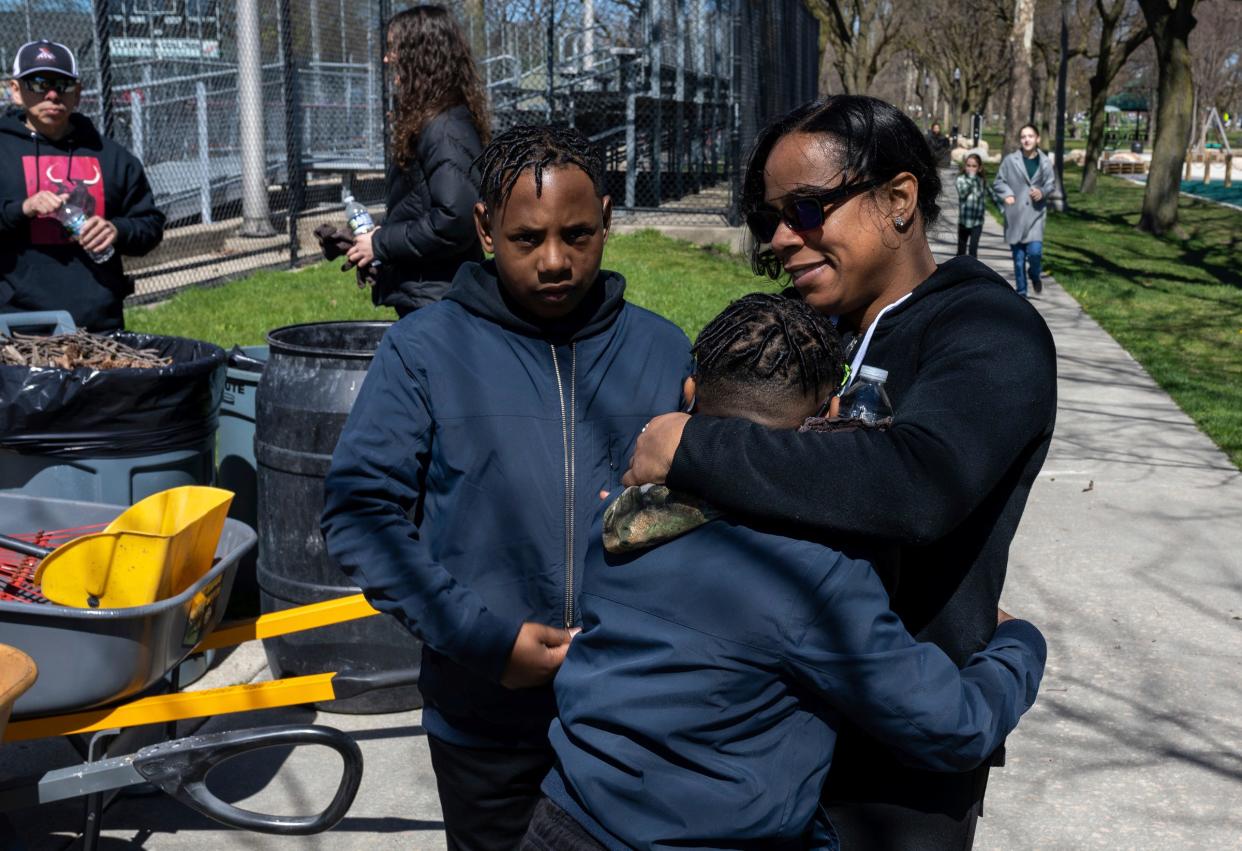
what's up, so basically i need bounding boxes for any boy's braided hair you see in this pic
[476,124,605,210]
[693,293,842,399]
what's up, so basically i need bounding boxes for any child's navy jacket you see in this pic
[544,510,1047,849]
[321,261,691,747]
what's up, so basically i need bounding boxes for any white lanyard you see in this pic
[844,293,911,391]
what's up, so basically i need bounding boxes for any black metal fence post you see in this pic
[91,0,114,138]
[380,0,392,177]
[280,0,304,267]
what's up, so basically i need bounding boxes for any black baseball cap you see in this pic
[11,40,79,80]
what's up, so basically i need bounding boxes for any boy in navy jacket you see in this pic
[321,125,691,848]
[525,294,1046,850]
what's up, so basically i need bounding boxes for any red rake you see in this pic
[0,523,108,605]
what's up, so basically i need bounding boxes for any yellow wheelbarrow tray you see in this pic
[0,485,234,609]
[0,492,414,840]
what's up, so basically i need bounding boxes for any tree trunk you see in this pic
[1081,5,1121,195]
[1138,1,1197,236]
[1004,0,1037,153]
[1081,70,1111,193]
[819,40,838,94]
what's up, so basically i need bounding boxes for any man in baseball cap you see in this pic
[1,38,164,331]
[12,39,80,81]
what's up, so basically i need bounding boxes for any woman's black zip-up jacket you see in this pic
[371,104,484,315]
[321,260,692,747]
[666,256,1057,814]
[0,110,164,331]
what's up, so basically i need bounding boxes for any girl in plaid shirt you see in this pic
[955,153,987,257]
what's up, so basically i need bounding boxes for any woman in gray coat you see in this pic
[993,124,1057,297]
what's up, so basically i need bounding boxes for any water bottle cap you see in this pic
[858,365,888,382]
[342,194,355,204]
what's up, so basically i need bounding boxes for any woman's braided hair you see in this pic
[693,293,843,397]
[476,124,606,210]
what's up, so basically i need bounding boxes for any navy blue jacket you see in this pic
[321,261,691,746]
[544,510,1046,849]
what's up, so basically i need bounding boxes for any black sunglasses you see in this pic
[23,76,79,95]
[746,178,884,243]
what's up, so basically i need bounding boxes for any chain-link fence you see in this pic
[1,0,818,302]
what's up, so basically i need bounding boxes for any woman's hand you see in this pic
[1028,187,1044,202]
[1004,195,1016,206]
[346,228,378,267]
[621,413,690,487]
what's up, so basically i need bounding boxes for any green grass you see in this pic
[128,230,770,346]
[1045,165,1242,468]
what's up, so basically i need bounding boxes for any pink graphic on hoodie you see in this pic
[22,154,106,245]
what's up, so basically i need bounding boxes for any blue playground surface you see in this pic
[1179,180,1242,209]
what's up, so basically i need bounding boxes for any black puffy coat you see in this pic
[371,104,484,315]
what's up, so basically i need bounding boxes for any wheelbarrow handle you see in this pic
[0,533,52,560]
[133,724,364,836]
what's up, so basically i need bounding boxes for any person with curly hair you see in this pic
[344,4,490,316]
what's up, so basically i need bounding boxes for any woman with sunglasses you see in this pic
[623,95,1057,850]
[1,39,164,332]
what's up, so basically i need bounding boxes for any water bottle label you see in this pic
[348,211,374,235]
[62,212,86,235]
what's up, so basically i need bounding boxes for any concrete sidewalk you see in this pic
[931,179,1242,849]
[6,182,1240,850]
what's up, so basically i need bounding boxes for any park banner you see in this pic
[111,38,219,60]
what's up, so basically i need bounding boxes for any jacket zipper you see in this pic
[550,343,577,627]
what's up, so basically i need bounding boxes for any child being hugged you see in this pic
[955,152,987,258]
[321,125,692,849]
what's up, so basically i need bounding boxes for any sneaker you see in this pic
[1033,278,1043,294]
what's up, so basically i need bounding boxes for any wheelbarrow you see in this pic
[0,492,413,847]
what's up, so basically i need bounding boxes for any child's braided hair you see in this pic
[693,293,843,398]
[476,124,606,210]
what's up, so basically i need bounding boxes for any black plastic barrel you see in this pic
[255,321,422,713]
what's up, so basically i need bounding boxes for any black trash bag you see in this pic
[0,332,226,458]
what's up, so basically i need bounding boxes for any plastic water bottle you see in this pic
[54,200,113,263]
[343,194,380,268]
[839,365,893,424]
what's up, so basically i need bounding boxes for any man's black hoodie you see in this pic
[667,256,1057,816]
[0,109,164,331]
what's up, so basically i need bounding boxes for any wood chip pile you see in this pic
[1,332,172,370]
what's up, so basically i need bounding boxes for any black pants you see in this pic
[427,735,557,851]
[956,223,982,257]
[520,797,607,851]
[824,800,981,851]
[821,728,991,851]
